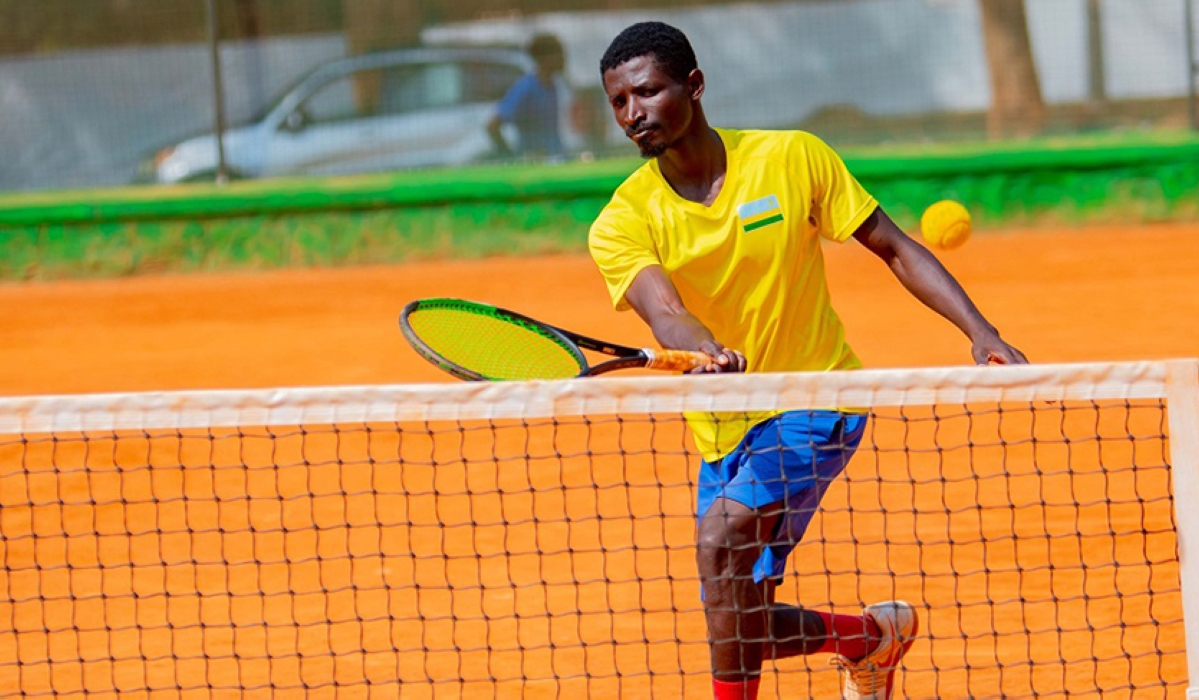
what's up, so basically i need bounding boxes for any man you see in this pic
[588,21,1027,700]
[488,33,566,159]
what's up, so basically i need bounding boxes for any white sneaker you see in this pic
[831,601,919,700]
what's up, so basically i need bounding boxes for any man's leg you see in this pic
[695,496,779,698]
[696,412,916,699]
[695,496,895,699]
[761,599,918,699]
[764,601,882,662]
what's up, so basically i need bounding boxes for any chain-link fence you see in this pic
[1,0,1195,192]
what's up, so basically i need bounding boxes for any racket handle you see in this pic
[643,348,712,372]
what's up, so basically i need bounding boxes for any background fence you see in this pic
[1,0,1197,193]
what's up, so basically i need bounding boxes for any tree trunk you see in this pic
[231,0,261,40]
[1085,0,1106,104]
[343,0,422,56]
[230,0,267,113]
[979,0,1045,138]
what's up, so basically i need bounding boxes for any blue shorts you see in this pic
[697,410,868,583]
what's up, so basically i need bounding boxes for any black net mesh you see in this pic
[0,395,1186,697]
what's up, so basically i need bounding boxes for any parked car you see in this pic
[137,46,595,183]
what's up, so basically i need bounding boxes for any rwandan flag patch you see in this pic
[737,195,784,232]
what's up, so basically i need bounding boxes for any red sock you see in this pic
[713,678,760,700]
[814,611,881,660]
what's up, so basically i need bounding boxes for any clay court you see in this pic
[1,222,1197,698]
[3,223,1197,394]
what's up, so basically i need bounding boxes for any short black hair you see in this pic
[529,33,564,63]
[599,21,697,83]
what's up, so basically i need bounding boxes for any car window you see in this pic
[460,62,525,103]
[378,63,463,114]
[301,72,368,123]
[296,60,526,125]
[299,67,453,123]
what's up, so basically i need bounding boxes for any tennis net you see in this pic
[1,360,1196,698]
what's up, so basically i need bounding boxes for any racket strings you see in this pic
[409,308,584,380]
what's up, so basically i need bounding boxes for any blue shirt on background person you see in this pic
[494,73,562,156]
[488,34,566,159]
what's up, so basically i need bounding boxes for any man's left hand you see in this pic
[972,332,1029,365]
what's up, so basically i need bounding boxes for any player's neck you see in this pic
[657,125,726,206]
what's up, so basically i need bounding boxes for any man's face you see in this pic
[602,55,697,159]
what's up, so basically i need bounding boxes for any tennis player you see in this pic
[588,21,1028,700]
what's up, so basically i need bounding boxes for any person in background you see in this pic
[488,33,566,159]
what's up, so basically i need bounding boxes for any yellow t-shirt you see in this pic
[588,128,878,461]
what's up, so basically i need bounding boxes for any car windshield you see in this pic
[244,69,324,124]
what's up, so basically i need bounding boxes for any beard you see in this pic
[627,123,670,159]
[638,138,670,159]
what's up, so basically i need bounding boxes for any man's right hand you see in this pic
[622,266,747,373]
[691,339,747,373]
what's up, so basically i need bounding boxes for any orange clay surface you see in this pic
[1,223,1198,698]
[3,224,1198,394]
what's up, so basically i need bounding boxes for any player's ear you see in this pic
[687,69,705,101]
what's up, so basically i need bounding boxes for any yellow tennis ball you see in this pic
[920,200,972,250]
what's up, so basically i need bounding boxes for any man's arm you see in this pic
[489,79,528,157]
[852,208,1028,365]
[487,115,513,157]
[624,265,747,373]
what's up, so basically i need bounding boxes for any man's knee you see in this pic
[695,505,774,575]
[698,506,752,546]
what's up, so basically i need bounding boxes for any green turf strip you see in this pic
[3,130,1199,280]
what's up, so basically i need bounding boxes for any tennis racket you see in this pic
[399,298,712,381]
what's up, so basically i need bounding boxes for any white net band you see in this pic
[0,360,1191,433]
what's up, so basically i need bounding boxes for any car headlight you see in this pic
[134,147,177,183]
[153,146,177,168]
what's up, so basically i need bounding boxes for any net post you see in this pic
[1166,359,1199,696]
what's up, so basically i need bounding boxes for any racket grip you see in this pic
[643,348,712,372]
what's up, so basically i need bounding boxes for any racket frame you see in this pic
[399,298,681,380]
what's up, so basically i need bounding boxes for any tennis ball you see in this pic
[920,200,972,250]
